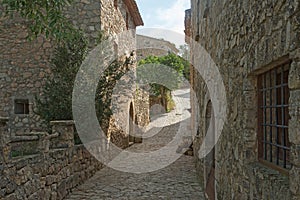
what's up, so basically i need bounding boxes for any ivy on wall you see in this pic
[1,0,75,41]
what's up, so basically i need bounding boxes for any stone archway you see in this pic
[204,100,216,200]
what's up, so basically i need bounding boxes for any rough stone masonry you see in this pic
[0,1,149,199]
[186,0,300,199]
[0,0,145,143]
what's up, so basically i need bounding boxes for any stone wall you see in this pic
[0,1,146,198]
[136,35,179,61]
[64,0,102,47]
[0,117,10,163]
[0,15,52,135]
[101,0,129,35]
[0,145,103,200]
[134,89,150,127]
[108,52,150,148]
[0,120,103,200]
[187,0,300,199]
[97,0,146,148]
[108,53,137,148]
[133,88,150,142]
[184,9,192,43]
[0,0,102,135]
[0,0,143,136]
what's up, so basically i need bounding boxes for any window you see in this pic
[258,62,291,171]
[14,99,29,114]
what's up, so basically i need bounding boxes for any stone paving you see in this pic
[65,89,205,199]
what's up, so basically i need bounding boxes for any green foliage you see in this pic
[138,53,190,112]
[35,29,131,132]
[138,55,160,65]
[95,59,130,131]
[138,53,189,96]
[1,0,75,41]
[159,53,185,74]
[35,31,88,130]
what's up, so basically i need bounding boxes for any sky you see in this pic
[136,0,191,47]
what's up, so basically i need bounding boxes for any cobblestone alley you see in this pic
[66,89,205,199]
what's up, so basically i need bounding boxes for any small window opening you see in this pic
[14,99,29,114]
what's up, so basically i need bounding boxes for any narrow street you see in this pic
[66,89,205,199]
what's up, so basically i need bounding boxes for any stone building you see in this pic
[186,0,300,199]
[136,34,179,61]
[0,0,147,147]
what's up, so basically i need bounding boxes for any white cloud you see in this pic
[136,0,190,46]
[155,0,190,34]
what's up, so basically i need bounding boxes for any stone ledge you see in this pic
[247,162,291,199]
[9,154,38,164]
[10,136,39,143]
[50,120,74,126]
[248,161,290,177]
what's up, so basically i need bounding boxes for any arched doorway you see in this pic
[129,102,134,144]
[204,100,216,200]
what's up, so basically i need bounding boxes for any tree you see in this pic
[35,30,133,134]
[1,0,75,41]
[34,31,88,130]
[138,53,189,112]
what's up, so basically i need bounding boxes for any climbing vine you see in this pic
[1,0,75,41]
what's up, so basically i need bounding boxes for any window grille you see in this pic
[258,62,291,170]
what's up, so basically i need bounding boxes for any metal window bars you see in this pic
[258,63,291,170]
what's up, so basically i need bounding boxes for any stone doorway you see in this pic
[204,100,216,200]
[129,102,135,144]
